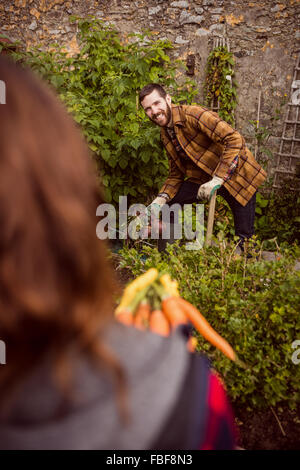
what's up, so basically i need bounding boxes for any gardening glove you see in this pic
[152,195,169,206]
[197,176,224,201]
[146,196,168,218]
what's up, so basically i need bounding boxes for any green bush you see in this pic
[6,16,197,206]
[209,190,299,247]
[254,189,300,246]
[117,239,300,410]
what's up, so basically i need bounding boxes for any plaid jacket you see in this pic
[159,105,267,206]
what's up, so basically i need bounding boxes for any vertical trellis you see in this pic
[208,36,235,127]
[273,52,300,190]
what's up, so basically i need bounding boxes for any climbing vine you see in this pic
[204,45,237,126]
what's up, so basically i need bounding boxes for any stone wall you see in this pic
[1,0,300,174]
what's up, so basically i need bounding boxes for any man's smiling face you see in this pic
[141,89,172,127]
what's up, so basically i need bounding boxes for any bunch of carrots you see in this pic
[115,268,239,363]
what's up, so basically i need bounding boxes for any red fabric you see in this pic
[200,372,237,450]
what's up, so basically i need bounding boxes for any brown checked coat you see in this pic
[159,104,267,206]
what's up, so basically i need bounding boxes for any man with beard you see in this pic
[139,83,267,251]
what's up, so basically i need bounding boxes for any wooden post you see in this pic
[205,191,217,247]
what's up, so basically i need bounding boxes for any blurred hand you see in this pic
[146,196,168,218]
[152,196,168,206]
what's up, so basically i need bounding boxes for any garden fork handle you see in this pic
[205,190,217,247]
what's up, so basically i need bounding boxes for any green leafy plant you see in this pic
[210,187,299,248]
[204,45,237,126]
[254,187,300,246]
[116,238,300,411]
[3,16,197,206]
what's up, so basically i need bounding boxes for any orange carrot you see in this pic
[149,309,170,337]
[134,300,151,331]
[162,296,188,328]
[176,297,236,361]
[116,309,134,326]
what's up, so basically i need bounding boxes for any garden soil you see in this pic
[234,404,300,450]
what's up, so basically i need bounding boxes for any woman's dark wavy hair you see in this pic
[0,57,127,420]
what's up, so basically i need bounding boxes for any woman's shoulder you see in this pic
[105,321,190,378]
[0,323,192,449]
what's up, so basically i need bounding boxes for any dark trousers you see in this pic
[157,180,256,251]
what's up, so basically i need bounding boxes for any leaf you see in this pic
[101,148,111,162]
[259,199,269,208]
[131,138,141,150]
[105,187,112,203]
[88,143,98,152]
[119,158,128,170]
[141,151,151,164]
[130,123,139,134]
[258,215,267,226]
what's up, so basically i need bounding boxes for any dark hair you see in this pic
[139,83,167,105]
[0,57,127,420]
